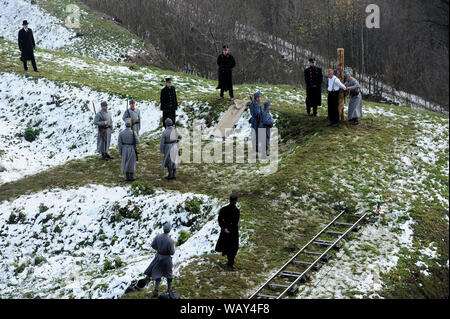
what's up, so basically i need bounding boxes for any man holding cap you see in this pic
[217,45,236,101]
[215,194,241,270]
[160,78,178,128]
[18,20,38,72]
[250,91,263,152]
[144,223,175,298]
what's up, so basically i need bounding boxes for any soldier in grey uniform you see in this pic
[160,118,182,180]
[144,223,175,298]
[344,70,363,125]
[118,118,140,181]
[94,101,114,160]
[122,99,141,136]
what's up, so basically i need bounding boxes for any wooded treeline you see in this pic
[82,0,449,110]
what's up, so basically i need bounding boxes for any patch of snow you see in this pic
[0,184,222,299]
[0,0,79,50]
[0,72,160,184]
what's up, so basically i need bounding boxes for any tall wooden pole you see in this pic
[337,48,345,121]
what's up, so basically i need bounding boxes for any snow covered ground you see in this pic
[295,111,449,299]
[0,185,222,299]
[0,72,161,184]
[0,0,79,50]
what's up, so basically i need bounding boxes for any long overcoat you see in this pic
[118,128,140,174]
[345,77,363,120]
[94,109,113,154]
[217,53,236,91]
[215,204,240,257]
[18,28,36,61]
[144,234,175,280]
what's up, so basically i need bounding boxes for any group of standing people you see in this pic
[94,77,181,182]
[305,58,363,126]
[139,194,241,298]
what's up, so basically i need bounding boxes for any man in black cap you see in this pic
[215,194,241,270]
[304,58,323,116]
[18,20,38,72]
[160,78,178,128]
[216,45,236,101]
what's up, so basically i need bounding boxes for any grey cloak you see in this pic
[345,77,363,120]
[118,128,140,174]
[144,234,175,280]
[122,108,141,136]
[94,109,113,154]
[160,125,182,170]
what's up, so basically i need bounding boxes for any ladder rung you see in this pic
[256,294,277,300]
[304,251,322,256]
[280,271,303,278]
[292,260,323,271]
[313,240,334,246]
[268,284,299,295]
[326,231,351,238]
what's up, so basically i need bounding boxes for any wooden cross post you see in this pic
[337,48,345,121]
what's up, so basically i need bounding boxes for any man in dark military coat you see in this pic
[217,45,236,100]
[215,195,241,270]
[304,58,323,116]
[160,78,178,128]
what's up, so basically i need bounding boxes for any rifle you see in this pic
[126,100,139,161]
[93,102,107,154]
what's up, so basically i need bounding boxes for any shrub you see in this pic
[24,127,41,142]
[7,211,26,224]
[111,201,142,220]
[130,181,155,196]
[34,256,47,266]
[39,204,49,214]
[177,230,192,246]
[184,197,203,216]
[114,257,123,268]
[103,259,114,272]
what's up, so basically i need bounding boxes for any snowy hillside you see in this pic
[0,72,160,184]
[0,0,147,62]
[0,185,222,298]
[0,0,79,50]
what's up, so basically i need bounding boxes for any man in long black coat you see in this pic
[160,78,178,128]
[304,58,322,116]
[216,45,236,100]
[18,20,38,72]
[215,194,240,270]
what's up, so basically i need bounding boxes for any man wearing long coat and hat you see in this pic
[160,118,182,180]
[122,100,141,136]
[144,223,175,298]
[118,118,140,181]
[160,78,178,128]
[18,20,38,72]
[304,58,323,116]
[215,194,241,270]
[216,45,236,100]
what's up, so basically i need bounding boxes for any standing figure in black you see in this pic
[215,194,240,270]
[18,20,38,72]
[216,45,236,101]
[160,78,178,128]
[304,58,323,116]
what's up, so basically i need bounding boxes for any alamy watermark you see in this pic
[170,121,279,176]
[65,4,80,29]
[366,4,380,29]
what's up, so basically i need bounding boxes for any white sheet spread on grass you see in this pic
[0,72,161,184]
[0,0,79,50]
[0,185,222,299]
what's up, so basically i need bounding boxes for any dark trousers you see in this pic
[22,56,38,71]
[162,110,176,128]
[220,87,234,98]
[306,86,321,115]
[226,252,236,267]
[327,91,340,124]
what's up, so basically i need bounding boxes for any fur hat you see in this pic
[163,222,171,233]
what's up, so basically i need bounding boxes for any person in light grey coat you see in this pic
[122,100,141,136]
[118,119,140,181]
[344,70,363,125]
[160,118,182,180]
[94,101,114,160]
[144,223,175,297]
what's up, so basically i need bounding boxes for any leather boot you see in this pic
[165,169,172,180]
[167,279,173,293]
[171,169,177,180]
[153,280,160,297]
[130,173,136,181]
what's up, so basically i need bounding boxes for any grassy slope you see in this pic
[0,36,448,298]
